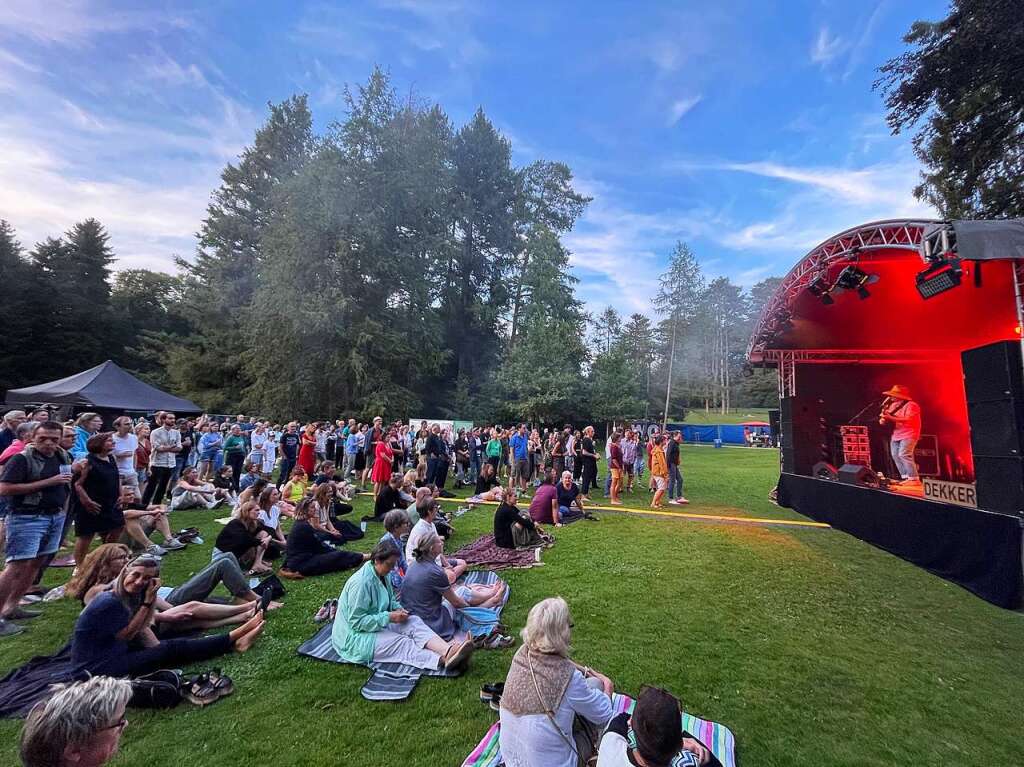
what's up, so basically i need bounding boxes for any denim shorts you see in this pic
[5,511,66,562]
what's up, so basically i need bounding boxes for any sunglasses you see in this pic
[97,718,129,734]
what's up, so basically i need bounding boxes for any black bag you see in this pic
[130,670,184,709]
[252,573,286,600]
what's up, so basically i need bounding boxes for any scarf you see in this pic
[500,644,575,717]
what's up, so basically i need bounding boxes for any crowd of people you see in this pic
[1,406,705,767]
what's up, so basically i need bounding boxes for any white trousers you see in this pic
[372,614,441,670]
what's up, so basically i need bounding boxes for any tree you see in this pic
[878,0,1024,218]
[588,345,645,426]
[694,277,746,413]
[0,221,43,393]
[110,269,190,380]
[592,307,622,353]
[619,313,656,418]
[653,242,705,425]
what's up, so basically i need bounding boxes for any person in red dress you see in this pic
[298,423,317,476]
[371,427,396,498]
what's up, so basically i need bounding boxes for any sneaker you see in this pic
[0,618,25,637]
[145,544,167,557]
[6,607,41,620]
[668,499,681,505]
[163,537,186,551]
[675,497,690,505]
[314,600,331,623]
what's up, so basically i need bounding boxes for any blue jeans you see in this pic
[890,438,919,479]
[5,511,66,562]
[668,464,683,498]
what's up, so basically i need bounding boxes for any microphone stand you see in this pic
[847,398,882,425]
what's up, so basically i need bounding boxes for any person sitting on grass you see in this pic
[236,477,269,509]
[213,501,273,575]
[597,685,711,767]
[472,462,503,503]
[281,466,309,506]
[211,465,239,506]
[330,540,475,672]
[402,531,510,647]
[494,486,546,549]
[280,499,367,579]
[117,488,185,556]
[313,461,356,502]
[70,553,265,678]
[378,509,411,591]
[406,496,466,583]
[238,462,262,492]
[556,471,595,523]
[67,543,278,612]
[499,597,614,767]
[19,675,133,767]
[527,471,564,528]
[400,469,419,504]
[310,483,362,543]
[168,467,231,510]
[373,472,407,521]
[256,486,288,557]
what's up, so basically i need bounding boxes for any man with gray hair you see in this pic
[0,409,27,454]
[20,675,133,767]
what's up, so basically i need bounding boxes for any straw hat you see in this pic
[883,384,911,400]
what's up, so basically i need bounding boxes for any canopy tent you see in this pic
[5,360,201,414]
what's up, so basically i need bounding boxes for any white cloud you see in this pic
[667,95,701,126]
[0,0,189,46]
[810,26,845,64]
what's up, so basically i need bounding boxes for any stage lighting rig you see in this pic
[807,275,835,305]
[916,256,962,299]
[834,265,876,300]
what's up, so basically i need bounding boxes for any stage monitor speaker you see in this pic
[974,456,1024,516]
[811,461,838,481]
[963,340,1023,403]
[838,463,879,487]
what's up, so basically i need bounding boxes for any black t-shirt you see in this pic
[0,451,69,512]
[666,440,680,464]
[474,473,499,495]
[215,519,260,558]
[285,519,324,569]
[280,433,300,459]
[580,437,596,464]
[426,434,445,460]
[494,502,533,549]
[374,485,407,518]
[556,482,580,509]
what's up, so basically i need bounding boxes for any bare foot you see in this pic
[234,617,265,652]
[268,600,284,611]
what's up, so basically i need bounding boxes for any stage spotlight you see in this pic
[835,265,876,300]
[807,275,835,305]
[915,257,962,299]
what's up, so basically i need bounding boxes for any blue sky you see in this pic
[0,0,947,315]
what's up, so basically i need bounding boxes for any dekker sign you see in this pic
[923,478,977,508]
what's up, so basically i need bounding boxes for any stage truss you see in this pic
[771,349,959,397]
[748,219,940,363]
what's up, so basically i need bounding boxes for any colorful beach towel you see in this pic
[461,692,737,767]
[451,533,548,571]
[297,570,508,701]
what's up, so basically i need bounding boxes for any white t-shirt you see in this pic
[112,432,138,474]
[258,504,282,531]
[405,518,442,565]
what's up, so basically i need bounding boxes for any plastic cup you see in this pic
[59,464,73,477]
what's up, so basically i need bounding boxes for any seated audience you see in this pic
[406,496,465,583]
[211,466,239,505]
[597,686,711,767]
[281,467,309,506]
[256,486,288,556]
[499,597,614,767]
[473,462,503,502]
[168,467,231,510]
[310,483,362,543]
[556,470,593,523]
[117,488,184,555]
[378,509,411,591]
[494,487,545,549]
[213,501,273,575]
[236,477,269,509]
[374,472,407,520]
[281,499,367,578]
[330,541,475,671]
[70,553,265,677]
[402,531,507,643]
[238,463,262,492]
[19,675,133,767]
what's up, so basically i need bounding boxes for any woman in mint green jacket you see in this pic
[331,541,476,671]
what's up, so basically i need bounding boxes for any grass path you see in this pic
[2,448,1021,766]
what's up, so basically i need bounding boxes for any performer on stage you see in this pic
[879,384,921,486]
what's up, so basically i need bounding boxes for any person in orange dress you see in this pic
[371,427,396,498]
[298,423,318,476]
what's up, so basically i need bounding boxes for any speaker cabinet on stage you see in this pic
[838,463,878,487]
[779,396,826,475]
[963,340,1024,515]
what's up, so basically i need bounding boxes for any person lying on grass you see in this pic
[67,544,279,632]
[472,462,503,503]
[401,531,509,647]
[406,496,465,583]
[70,553,265,678]
[279,499,367,579]
[330,540,475,672]
[499,596,614,767]
[596,685,711,767]
[213,500,275,575]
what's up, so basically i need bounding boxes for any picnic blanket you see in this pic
[461,692,737,767]
[297,570,508,701]
[451,533,547,571]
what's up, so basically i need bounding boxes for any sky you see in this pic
[0,0,949,316]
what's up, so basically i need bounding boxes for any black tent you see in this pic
[5,360,201,415]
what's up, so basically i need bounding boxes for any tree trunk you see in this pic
[662,318,677,429]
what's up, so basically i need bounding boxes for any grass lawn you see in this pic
[2,447,1022,766]
[679,407,772,425]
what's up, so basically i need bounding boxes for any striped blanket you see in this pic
[461,692,737,767]
[451,534,544,571]
[297,570,506,701]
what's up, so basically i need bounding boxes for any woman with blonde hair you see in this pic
[499,597,614,767]
[66,543,132,604]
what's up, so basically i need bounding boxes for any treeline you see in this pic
[0,69,779,422]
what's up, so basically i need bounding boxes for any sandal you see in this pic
[207,668,235,700]
[183,673,220,706]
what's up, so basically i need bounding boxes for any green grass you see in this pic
[2,448,1022,766]
[679,407,772,425]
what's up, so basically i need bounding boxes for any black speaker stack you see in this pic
[962,340,1024,516]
